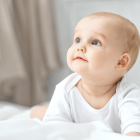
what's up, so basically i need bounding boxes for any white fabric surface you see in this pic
[0,101,50,120]
[43,72,140,135]
[0,101,29,120]
[0,101,140,139]
[0,119,140,140]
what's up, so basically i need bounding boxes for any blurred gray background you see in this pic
[0,0,140,107]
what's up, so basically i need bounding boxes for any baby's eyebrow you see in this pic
[91,31,107,41]
[74,30,106,40]
[74,30,79,35]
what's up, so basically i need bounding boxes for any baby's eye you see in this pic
[76,38,81,43]
[92,40,101,46]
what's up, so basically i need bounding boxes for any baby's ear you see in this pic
[115,53,131,70]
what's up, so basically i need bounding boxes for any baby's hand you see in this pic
[30,105,48,121]
[126,132,140,136]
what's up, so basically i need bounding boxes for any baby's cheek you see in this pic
[66,47,74,66]
[90,54,107,69]
[66,48,71,60]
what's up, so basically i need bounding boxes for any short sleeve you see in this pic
[118,84,140,135]
[42,85,73,123]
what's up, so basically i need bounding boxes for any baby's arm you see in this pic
[42,85,73,122]
[118,84,140,135]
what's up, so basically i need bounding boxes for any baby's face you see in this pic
[67,16,122,78]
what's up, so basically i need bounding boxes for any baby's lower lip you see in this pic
[75,58,87,61]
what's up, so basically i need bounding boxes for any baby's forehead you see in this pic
[75,16,120,36]
[76,16,118,30]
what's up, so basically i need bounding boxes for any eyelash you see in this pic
[92,40,102,46]
[75,38,102,46]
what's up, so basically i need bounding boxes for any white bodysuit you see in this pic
[43,73,140,135]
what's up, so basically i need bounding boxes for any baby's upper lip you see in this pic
[75,56,87,61]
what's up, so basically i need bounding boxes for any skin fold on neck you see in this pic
[76,79,118,109]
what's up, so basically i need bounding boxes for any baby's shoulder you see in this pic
[116,76,140,101]
[56,72,81,93]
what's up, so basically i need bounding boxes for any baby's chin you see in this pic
[67,60,92,75]
[69,64,104,77]
[69,66,88,75]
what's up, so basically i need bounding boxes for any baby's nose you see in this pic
[77,46,86,53]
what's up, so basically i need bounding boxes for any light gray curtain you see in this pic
[0,0,62,106]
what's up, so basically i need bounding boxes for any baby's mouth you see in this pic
[75,56,87,61]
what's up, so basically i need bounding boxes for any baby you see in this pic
[30,12,140,136]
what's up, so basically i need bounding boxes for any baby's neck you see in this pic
[76,77,118,99]
[75,75,123,109]
[83,80,116,97]
[76,79,118,109]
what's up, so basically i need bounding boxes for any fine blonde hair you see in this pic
[88,12,140,72]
